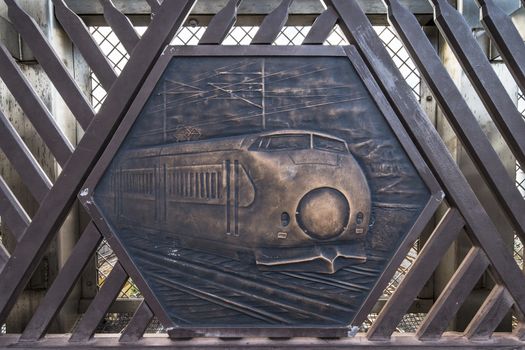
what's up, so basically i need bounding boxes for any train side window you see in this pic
[248,137,264,151]
[313,135,347,153]
[265,134,310,151]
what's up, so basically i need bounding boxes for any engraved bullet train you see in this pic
[101,130,372,274]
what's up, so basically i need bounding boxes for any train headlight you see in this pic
[296,187,350,240]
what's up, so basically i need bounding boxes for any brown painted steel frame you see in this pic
[80,45,443,335]
[0,0,523,345]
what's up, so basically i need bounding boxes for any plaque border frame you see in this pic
[79,45,443,336]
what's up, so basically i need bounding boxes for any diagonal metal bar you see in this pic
[344,44,443,326]
[515,322,525,340]
[146,0,161,12]
[199,0,242,45]
[417,247,490,340]
[0,44,74,167]
[5,0,95,130]
[251,0,294,44]
[464,285,513,340]
[476,0,525,95]
[0,244,9,273]
[326,0,525,320]
[100,0,140,55]
[302,7,339,45]
[429,0,525,167]
[19,223,102,342]
[69,262,128,343]
[0,177,30,242]
[53,0,117,91]
[367,208,465,340]
[383,0,525,250]
[0,110,52,204]
[119,301,154,343]
[0,0,197,326]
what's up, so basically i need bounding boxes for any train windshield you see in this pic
[252,134,311,151]
[313,135,348,153]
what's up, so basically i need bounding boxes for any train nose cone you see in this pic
[296,187,350,240]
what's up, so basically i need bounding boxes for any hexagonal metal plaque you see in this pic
[82,46,438,331]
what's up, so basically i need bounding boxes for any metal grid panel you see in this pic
[274,26,310,45]
[375,26,421,100]
[171,26,206,45]
[512,91,525,329]
[89,24,419,107]
[383,243,419,297]
[517,91,525,199]
[324,25,349,46]
[223,26,258,45]
[89,27,129,111]
[515,91,525,271]
[96,241,140,298]
[223,25,348,46]
[516,232,524,270]
[95,313,133,333]
[94,313,165,334]
[361,312,425,333]
[519,160,525,199]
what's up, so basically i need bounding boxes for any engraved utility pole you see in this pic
[163,80,167,142]
[262,58,266,130]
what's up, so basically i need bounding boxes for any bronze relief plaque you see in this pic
[89,46,433,328]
